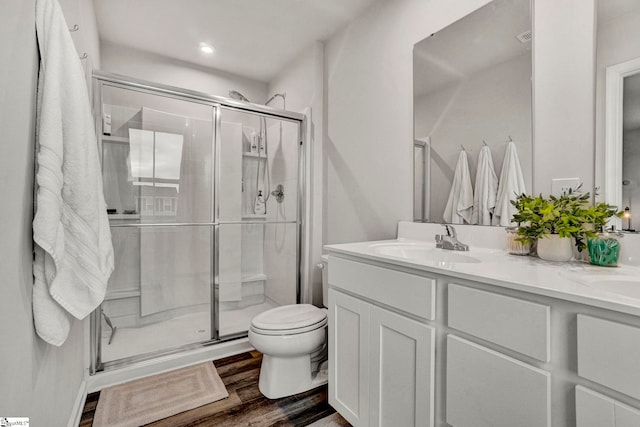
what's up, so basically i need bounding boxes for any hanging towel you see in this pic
[443,150,474,224]
[493,141,527,226]
[471,146,498,225]
[33,0,114,346]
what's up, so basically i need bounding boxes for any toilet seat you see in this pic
[250,304,327,336]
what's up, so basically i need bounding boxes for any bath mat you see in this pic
[307,412,352,427]
[93,362,228,427]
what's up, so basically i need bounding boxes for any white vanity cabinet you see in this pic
[328,289,370,426]
[446,284,551,427]
[327,257,436,427]
[577,315,640,400]
[446,335,550,427]
[576,386,640,427]
[326,248,640,427]
[369,305,434,427]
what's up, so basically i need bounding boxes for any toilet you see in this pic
[248,255,329,399]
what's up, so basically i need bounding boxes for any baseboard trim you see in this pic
[87,338,253,393]
[68,379,88,427]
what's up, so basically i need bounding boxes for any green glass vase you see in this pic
[587,235,620,267]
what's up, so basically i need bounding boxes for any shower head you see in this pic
[265,92,286,109]
[229,90,251,102]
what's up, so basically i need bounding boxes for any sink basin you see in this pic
[369,242,481,264]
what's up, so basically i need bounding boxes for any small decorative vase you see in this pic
[536,235,573,262]
[587,234,620,267]
[505,227,530,255]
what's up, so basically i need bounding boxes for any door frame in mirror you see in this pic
[414,137,430,222]
[605,57,640,228]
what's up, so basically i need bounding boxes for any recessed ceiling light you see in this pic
[199,42,214,54]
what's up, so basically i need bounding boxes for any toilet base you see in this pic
[258,354,328,399]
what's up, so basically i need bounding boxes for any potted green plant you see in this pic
[510,186,620,262]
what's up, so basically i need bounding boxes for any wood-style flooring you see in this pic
[80,351,350,427]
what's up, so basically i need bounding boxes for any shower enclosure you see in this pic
[90,72,305,373]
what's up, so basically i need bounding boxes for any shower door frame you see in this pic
[90,71,306,374]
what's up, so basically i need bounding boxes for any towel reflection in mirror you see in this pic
[443,141,527,226]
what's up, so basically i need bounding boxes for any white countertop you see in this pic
[324,238,640,317]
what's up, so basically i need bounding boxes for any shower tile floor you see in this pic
[101,300,278,363]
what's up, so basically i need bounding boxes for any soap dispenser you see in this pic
[254,190,266,215]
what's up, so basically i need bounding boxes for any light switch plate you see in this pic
[551,178,580,196]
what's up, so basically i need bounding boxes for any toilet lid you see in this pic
[251,304,327,332]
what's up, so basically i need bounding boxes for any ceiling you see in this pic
[93,0,379,83]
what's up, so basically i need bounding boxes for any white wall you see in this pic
[268,41,325,305]
[415,53,532,222]
[58,0,101,97]
[324,0,493,244]
[0,1,86,425]
[101,42,268,103]
[59,0,101,68]
[533,0,596,195]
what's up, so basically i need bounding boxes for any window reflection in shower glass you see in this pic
[100,85,213,224]
[128,129,183,218]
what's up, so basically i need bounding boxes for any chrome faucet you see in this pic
[435,224,469,251]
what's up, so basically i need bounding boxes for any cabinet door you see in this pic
[446,335,551,427]
[577,314,640,400]
[576,385,640,427]
[329,289,370,426]
[369,305,435,427]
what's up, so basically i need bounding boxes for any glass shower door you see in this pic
[95,82,216,366]
[217,108,301,338]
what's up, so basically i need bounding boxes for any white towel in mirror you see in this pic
[471,146,498,225]
[443,150,474,224]
[493,141,527,226]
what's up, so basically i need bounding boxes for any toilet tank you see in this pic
[320,254,329,308]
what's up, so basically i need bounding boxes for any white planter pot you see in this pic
[536,235,573,262]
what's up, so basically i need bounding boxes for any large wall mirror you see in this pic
[598,0,640,232]
[413,0,532,225]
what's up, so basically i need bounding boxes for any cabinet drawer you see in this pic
[448,284,550,361]
[328,256,435,320]
[446,335,551,427]
[578,315,640,400]
[576,385,640,427]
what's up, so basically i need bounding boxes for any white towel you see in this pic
[33,0,114,346]
[471,146,498,225]
[493,141,527,226]
[443,150,474,224]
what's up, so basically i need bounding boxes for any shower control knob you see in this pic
[271,184,285,203]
